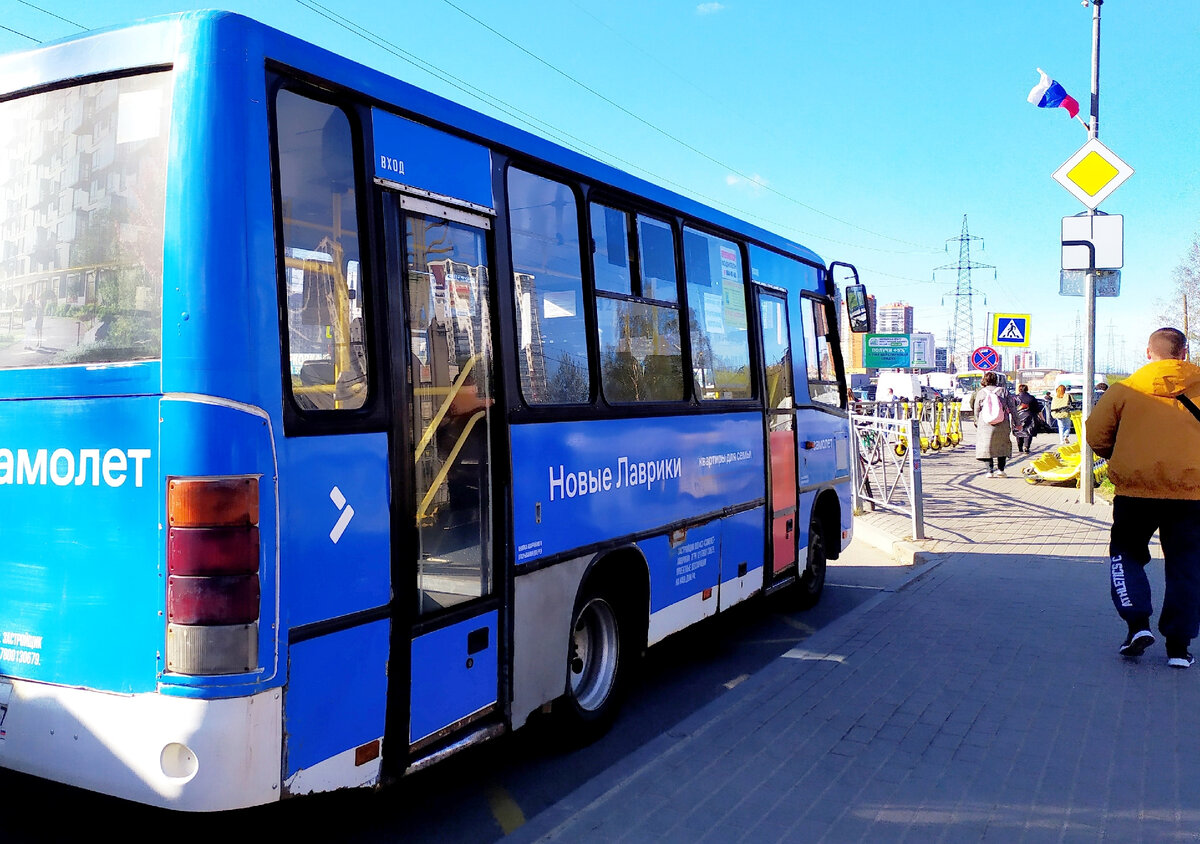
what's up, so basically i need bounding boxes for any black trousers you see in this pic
[1109,495,1200,642]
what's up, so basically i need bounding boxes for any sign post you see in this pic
[1049,0,1122,505]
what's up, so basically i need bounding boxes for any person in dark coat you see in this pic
[1013,384,1042,454]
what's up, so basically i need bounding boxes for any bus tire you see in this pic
[558,579,628,739]
[796,516,827,610]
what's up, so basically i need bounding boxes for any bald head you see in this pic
[1148,327,1188,362]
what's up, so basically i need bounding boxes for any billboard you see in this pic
[910,332,935,369]
[863,333,910,369]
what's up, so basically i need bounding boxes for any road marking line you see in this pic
[723,673,749,690]
[485,783,526,834]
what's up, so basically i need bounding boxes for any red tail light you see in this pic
[167,575,260,625]
[166,476,261,675]
[168,526,259,576]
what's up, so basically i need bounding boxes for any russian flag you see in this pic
[1028,68,1079,118]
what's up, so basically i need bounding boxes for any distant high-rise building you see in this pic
[935,346,949,371]
[877,302,914,335]
[1013,350,1039,370]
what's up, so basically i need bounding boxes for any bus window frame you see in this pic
[585,198,686,407]
[681,224,757,404]
[799,290,847,411]
[267,72,388,437]
[502,160,597,412]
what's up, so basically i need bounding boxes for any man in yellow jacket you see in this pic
[1087,327,1200,668]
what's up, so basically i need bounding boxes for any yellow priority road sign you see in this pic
[1052,138,1133,210]
[992,313,1030,347]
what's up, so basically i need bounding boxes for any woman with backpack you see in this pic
[973,371,1016,478]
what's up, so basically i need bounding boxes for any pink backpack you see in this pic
[978,389,1006,425]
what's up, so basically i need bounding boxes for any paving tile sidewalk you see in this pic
[853,425,1127,563]
[510,427,1193,842]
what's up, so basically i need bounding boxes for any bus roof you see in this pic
[0,10,826,271]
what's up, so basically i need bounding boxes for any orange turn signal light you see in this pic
[168,477,259,527]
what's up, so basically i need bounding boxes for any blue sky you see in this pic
[4,1,1197,373]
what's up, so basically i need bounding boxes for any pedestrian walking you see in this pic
[1049,384,1073,444]
[1013,384,1042,454]
[973,370,1014,478]
[1087,327,1200,668]
[875,388,897,419]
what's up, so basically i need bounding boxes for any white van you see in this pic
[875,372,923,402]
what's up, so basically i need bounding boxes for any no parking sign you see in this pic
[971,346,1000,371]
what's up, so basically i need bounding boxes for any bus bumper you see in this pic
[0,676,282,811]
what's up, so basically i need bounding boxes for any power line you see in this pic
[294,0,932,258]
[0,23,38,42]
[434,0,938,252]
[15,1,85,30]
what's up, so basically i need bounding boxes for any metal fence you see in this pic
[849,411,929,540]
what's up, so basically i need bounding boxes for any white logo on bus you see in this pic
[329,486,355,544]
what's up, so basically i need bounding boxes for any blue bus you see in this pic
[0,12,869,810]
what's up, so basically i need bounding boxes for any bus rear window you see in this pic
[0,72,171,369]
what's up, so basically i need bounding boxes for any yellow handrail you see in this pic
[417,410,485,520]
[413,352,484,460]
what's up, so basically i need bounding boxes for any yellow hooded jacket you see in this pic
[1086,359,1200,499]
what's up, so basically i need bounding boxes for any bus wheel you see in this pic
[560,585,625,737]
[797,517,827,610]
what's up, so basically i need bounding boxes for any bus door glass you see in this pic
[399,197,499,748]
[756,288,798,578]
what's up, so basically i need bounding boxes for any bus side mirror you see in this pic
[845,283,872,333]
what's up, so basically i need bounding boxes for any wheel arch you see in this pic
[812,488,842,560]
[578,544,651,655]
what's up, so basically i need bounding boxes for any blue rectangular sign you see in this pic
[509,414,765,564]
[372,109,493,210]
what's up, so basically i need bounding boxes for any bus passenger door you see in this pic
[390,196,502,755]
[756,289,799,581]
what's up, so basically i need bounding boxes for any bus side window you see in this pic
[274,89,368,412]
[683,228,751,400]
[507,168,591,405]
[590,205,683,404]
[802,296,841,408]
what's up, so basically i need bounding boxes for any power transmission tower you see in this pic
[1071,313,1083,371]
[1103,320,1119,373]
[935,215,994,373]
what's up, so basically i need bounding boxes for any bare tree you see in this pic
[1157,232,1200,360]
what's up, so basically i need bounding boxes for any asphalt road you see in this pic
[0,539,910,843]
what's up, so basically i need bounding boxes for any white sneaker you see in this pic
[993,471,1007,478]
[984,471,995,478]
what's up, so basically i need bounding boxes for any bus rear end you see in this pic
[0,26,281,810]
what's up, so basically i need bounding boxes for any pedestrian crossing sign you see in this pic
[992,313,1030,347]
